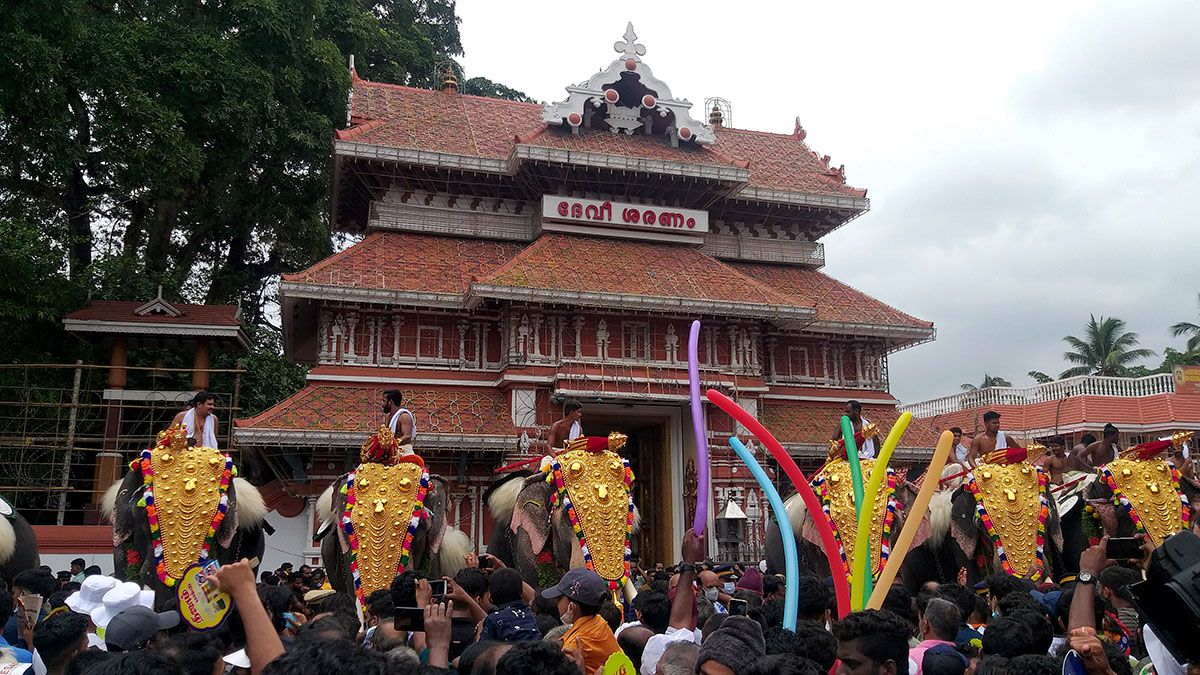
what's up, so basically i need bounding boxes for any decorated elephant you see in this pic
[486,433,639,601]
[101,425,268,596]
[764,458,930,586]
[0,496,39,583]
[314,427,469,604]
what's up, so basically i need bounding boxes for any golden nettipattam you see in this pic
[968,461,1047,577]
[149,431,228,580]
[816,459,893,578]
[556,433,633,583]
[348,461,426,596]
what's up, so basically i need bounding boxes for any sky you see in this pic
[454,0,1200,404]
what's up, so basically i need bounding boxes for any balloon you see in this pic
[840,415,867,605]
[866,429,954,610]
[729,437,798,630]
[688,321,709,535]
[705,388,852,618]
[850,412,911,610]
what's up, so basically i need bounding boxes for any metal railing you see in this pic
[0,363,243,525]
[899,373,1177,418]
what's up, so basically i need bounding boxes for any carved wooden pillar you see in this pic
[192,339,211,390]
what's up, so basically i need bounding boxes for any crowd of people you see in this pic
[0,529,1185,675]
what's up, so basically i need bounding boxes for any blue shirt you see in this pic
[0,635,33,663]
[479,601,540,642]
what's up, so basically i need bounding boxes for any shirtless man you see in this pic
[1066,433,1097,472]
[828,400,876,459]
[381,389,416,454]
[1036,436,1069,484]
[171,391,219,448]
[1079,424,1120,468]
[966,411,1021,466]
[547,399,583,450]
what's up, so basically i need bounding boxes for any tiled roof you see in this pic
[65,301,241,326]
[731,263,934,330]
[759,402,942,449]
[475,234,807,314]
[913,394,1200,435]
[339,76,864,199]
[236,384,519,437]
[282,232,524,296]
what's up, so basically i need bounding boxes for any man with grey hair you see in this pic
[655,640,699,675]
[910,598,961,675]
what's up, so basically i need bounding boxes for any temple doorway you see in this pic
[582,403,683,568]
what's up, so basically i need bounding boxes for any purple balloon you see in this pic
[688,320,710,534]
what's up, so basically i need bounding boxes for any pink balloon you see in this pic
[705,388,852,618]
[688,320,709,534]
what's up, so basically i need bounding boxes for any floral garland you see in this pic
[812,469,897,582]
[546,458,635,596]
[1098,461,1191,539]
[340,469,430,604]
[135,444,233,587]
[965,466,1049,580]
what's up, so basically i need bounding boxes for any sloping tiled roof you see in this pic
[473,234,811,318]
[731,263,934,330]
[912,394,1200,436]
[236,384,519,437]
[65,301,241,326]
[282,232,525,296]
[338,76,865,199]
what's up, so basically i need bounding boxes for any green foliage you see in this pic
[460,76,535,103]
[1027,370,1054,384]
[1170,292,1200,353]
[213,325,307,418]
[1060,314,1155,378]
[960,373,1012,391]
[0,219,88,363]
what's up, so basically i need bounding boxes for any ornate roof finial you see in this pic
[709,104,724,127]
[614,22,646,59]
[793,116,807,140]
[441,65,458,93]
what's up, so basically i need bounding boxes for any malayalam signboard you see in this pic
[1175,365,1200,396]
[541,195,709,239]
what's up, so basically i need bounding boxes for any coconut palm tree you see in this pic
[1027,370,1054,384]
[1170,292,1200,352]
[960,373,1013,391]
[1060,315,1155,378]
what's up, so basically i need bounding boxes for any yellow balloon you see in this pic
[866,429,954,610]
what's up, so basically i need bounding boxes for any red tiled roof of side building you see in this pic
[759,402,943,448]
[282,231,526,295]
[919,394,1200,434]
[476,233,803,309]
[64,301,241,326]
[730,263,934,329]
[236,383,520,437]
[339,76,866,199]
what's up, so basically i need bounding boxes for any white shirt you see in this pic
[388,408,416,442]
[955,444,970,463]
[568,420,582,440]
[859,417,877,459]
[181,408,219,449]
[640,627,702,675]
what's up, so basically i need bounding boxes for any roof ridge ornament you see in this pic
[614,22,646,59]
[541,23,716,146]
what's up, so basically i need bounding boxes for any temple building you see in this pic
[235,24,937,566]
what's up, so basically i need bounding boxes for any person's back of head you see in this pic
[743,654,823,675]
[296,615,353,644]
[764,626,802,656]
[369,620,408,653]
[33,611,88,674]
[935,583,975,624]
[702,613,729,642]
[84,651,184,675]
[1007,654,1058,675]
[390,570,417,608]
[762,598,787,628]
[1081,434,1097,445]
[970,594,991,626]
[65,649,114,675]
[383,646,421,675]
[158,632,223,675]
[981,617,1036,658]
[998,592,1041,618]
[1007,610,1052,656]
[923,598,962,642]
[639,590,670,634]
[833,610,912,675]
[791,619,837,671]
[734,588,764,608]
[257,584,293,634]
[763,574,785,598]
[883,586,917,631]
[655,641,699,675]
[496,640,580,675]
[366,588,394,622]
[487,568,524,607]
[1097,565,1140,599]
[616,625,652,672]
[456,567,489,601]
[975,655,1010,675]
[14,567,56,598]
[923,645,969,675]
[598,599,622,631]
[261,637,389,675]
[987,574,1024,604]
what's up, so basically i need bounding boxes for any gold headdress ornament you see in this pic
[816,458,896,579]
[827,422,880,456]
[1172,430,1194,449]
[967,458,1048,578]
[360,426,399,465]
[564,432,628,454]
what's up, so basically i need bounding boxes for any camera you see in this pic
[1130,530,1200,665]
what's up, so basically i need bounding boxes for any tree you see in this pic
[1060,315,1155,378]
[1170,292,1200,353]
[1027,371,1054,384]
[960,374,1013,391]
[460,76,535,103]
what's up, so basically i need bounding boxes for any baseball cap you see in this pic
[541,568,608,606]
[105,605,181,652]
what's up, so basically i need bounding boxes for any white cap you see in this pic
[92,581,142,628]
[65,576,118,616]
[223,648,251,669]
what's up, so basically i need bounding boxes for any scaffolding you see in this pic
[0,363,243,525]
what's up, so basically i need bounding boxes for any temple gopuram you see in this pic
[235,24,937,565]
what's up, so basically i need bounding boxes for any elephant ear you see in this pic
[510,475,554,557]
[1178,475,1200,514]
[950,486,980,557]
[217,475,240,549]
[424,475,450,556]
[109,471,144,546]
